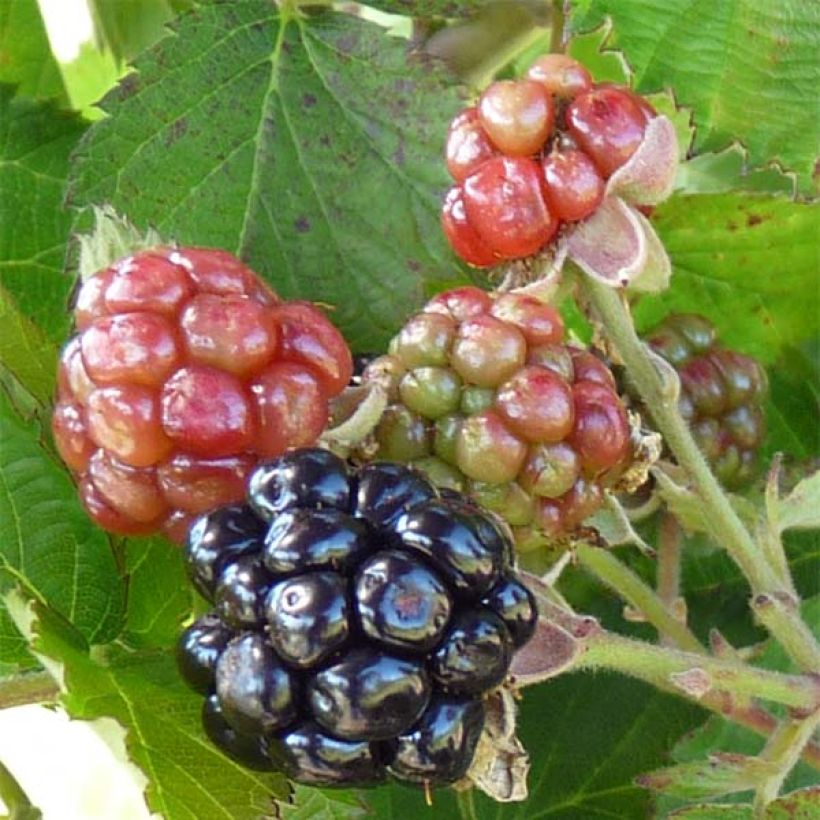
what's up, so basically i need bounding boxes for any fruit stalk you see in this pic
[656,512,683,620]
[580,275,820,673]
[549,0,566,54]
[575,544,703,653]
[752,710,820,815]
[0,670,59,709]
[577,630,820,712]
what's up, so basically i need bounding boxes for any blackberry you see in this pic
[362,287,633,547]
[53,247,353,542]
[645,314,767,487]
[176,449,537,788]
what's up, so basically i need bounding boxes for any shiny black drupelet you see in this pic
[178,448,537,787]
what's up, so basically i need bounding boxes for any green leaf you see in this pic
[656,598,820,816]
[0,284,56,409]
[0,87,87,359]
[0,597,34,675]
[356,1,492,16]
[668,805,753,819]
[773,471,820,532]
[570,1,820,192]
[21,598,288,820]
[763,344,820,462]
[0,389,124,644]
[766,786,820,819]
[676,147,795,197]
[68,2,471,352]
[639,753,778,801]
[635,194,820,365]
[0,0,67,102]
[0,758,42,820]
[282,787,367,819]
[60,41,122,119]
[362,672,704,818]
[121,536,192,649]
[87,0,191,63]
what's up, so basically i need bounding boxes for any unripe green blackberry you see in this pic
[646,314,767,488]
[363,287,633,547]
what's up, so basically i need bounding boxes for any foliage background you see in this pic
[0,0,817,818]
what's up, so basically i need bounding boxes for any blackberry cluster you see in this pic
[646,314,768,487]
[362,286,631,542]
[177,448,537,787]
[442,53,657,267]
[52,247,352,542]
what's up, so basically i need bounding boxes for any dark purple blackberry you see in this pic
[432,608,513,694]
[482,573,538,648]
[215,633,297,736]
[307,648,431,741]
[185,505,266,600]
[387,696,485,784]
[176,450,538,789]
[248,448,350,520]
[215,555,270,629]
[202,694,270,771]
[177,614,235,695]
[265,571,350,668]
[268,722,386,785]
[355,549,452,653]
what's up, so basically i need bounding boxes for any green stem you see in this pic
[456,789,479,820]
[657,512,683,615]
[0,671,59,710]
[549,0,566,53]
[753,710,820,816]
[0,759,41,819]
[580,276,820,673]
[751,593,820,673]
[578,630,820,711]
[576,544,704,653]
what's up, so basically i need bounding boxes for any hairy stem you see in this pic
[753,710,820,816]
[657,513,683,615]
[576,544,703,653]
[581,277,820,673]
[0,670,59,710]
[578,630,819,711]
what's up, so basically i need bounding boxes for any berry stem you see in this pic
[549,0,566,54]
[0,670,59,709]
[578,630,820,712]
[456,788,480,820]
[752,710,820,815]
[575,544,703,654]
[0,758,39,817]
[656,512,684,640]
[579,275,820,673]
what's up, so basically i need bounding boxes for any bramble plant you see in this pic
[0,1,818,818]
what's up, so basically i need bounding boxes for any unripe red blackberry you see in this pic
[363,287,632,545]
[645,314,767,487]
[53,247,352,541]
[441,54,661,267]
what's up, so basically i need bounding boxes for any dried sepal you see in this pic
[463,688,530,802]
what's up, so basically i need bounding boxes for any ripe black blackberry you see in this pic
[178,448,537,788]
